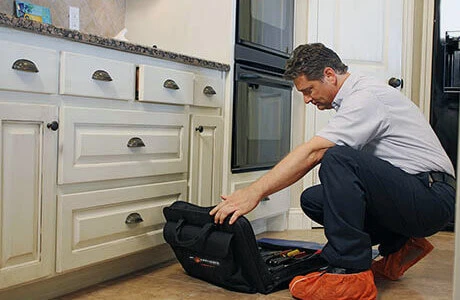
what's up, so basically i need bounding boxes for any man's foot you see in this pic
[371,237,434,280]
[289,267,377,300]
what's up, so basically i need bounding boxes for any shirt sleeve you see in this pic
[316,92,389,150]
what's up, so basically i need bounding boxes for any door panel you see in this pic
[189,115,223,207]
[0,102,57,288]
[305,0,404,227]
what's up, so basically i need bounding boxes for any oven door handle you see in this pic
[238,72,292,89]
[239,73,261,80]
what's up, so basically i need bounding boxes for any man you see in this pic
[210,43,455,299]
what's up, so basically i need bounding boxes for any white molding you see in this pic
[419,0,435,119]
[288,208,312,230]
[401,0,415,99]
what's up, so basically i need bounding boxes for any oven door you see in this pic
[237,0,294,57]
[232,64,292,173]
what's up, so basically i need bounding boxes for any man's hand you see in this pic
[209,187,261,225]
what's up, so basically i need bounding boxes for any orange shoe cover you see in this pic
[371,237,434,280]
[289,270,377,300]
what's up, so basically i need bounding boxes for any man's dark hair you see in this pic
[284,43,348,81]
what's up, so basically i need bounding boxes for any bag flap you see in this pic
[163,201,214,226]
[164,221,234,258]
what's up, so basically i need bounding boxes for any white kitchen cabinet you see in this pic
[0,102,58,289]
[0,25,228,298]
[189,115,224,206]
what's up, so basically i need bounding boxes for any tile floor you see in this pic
[57,229,455,300]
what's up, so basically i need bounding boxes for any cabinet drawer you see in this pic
[59,107,189,184]
[138,65,193,105]
[56,180,187,272]
[0,41,58,94]
[60,52,135,100]
[193,75,224,107]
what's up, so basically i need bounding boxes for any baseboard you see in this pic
[288,208,313,230]
[0,244,175,300]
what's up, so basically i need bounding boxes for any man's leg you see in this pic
[312,146,455,270]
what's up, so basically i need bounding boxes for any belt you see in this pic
[429,172,456,190]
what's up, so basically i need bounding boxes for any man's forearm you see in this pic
[250,137,333,199]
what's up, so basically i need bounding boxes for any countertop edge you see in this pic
[0,12,231,72]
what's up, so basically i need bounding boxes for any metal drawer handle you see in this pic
[125,212,144,224]
[195,126,204,133]
[92,70,113,81]
[12,59,39,73]
[203,85,216,96]
[163,79,180,90]
[127,137,145,148]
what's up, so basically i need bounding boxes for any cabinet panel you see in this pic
[232,180,290,221]
[0,41,58,94]
[193,75,224,107]
[189,115,223,206]
[60,52,135,100]
[57,180,187,272]
[138,64,194,105]
[59,107,189,183]
[0,102,57,289]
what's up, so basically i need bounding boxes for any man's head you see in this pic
[284,43,349,110]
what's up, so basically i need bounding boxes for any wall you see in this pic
[0,0,125,38]
[125,0,234,63]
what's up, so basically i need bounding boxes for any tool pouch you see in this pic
[163,201,327,294]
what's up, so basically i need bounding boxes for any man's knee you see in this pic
[300,186,323,219]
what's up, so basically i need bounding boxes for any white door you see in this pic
[305,0,404,226]
[189,115,224,207]
[0,102,57,288]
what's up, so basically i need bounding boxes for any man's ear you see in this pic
[323,67,337,84]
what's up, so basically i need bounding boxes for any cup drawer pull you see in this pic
[92,69,113,81]
[127,137,145,148]
[203,85,216,95]
[12,59,39,73]
[163,79,180,90]
[125,212,144,224]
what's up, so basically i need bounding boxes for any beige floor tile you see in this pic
[58,229,455,300]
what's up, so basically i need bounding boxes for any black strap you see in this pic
[174,219,215,248]
[429,172,456,190]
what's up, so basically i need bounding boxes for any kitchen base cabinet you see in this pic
[0,102,58,289]
[189,115,223,206]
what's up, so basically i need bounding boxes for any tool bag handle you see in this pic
[173,218,215,248]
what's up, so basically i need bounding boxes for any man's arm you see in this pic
[210,136,335,224]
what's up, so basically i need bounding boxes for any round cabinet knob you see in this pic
[47,121,59,131]
[388,77,403,88]
[195,126,204,133]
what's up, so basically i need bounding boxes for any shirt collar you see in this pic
[331,73,358,111]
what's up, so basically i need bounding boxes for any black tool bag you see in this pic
[162,201,328,294]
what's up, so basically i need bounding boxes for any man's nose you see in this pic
[304,95,312,104]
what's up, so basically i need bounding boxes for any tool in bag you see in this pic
[162,201,328,294]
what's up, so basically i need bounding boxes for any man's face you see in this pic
[293,69,338,110]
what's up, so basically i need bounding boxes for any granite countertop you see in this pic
[0,12,230,72]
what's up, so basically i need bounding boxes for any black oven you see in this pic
[232,63,293,173]
[236,0,294,58]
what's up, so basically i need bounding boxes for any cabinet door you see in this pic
[0,102,57,288]
[189,115,223,206]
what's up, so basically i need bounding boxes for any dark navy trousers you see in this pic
[300,146,455,270]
